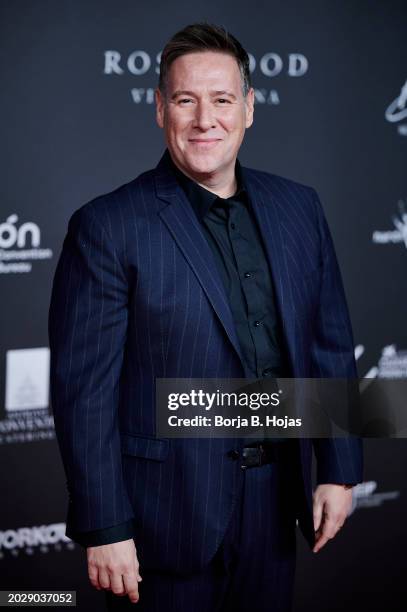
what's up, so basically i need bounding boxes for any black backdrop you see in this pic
[1,1,406,610]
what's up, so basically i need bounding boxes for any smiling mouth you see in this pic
[188,139,222,147]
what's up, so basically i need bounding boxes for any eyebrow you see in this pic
[171,90,238,101]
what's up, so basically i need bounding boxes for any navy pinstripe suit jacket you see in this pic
[49,148,363,573]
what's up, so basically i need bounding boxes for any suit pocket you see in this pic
[120,432,169,461]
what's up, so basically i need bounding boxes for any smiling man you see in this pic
[49,23,363,612]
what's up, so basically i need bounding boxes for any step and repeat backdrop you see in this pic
[1,1,406,610]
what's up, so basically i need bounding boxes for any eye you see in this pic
[217,98,231,104]
[178,98,193,104]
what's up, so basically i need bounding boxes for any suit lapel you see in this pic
[154,149,245,368]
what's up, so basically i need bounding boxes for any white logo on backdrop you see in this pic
[103,50,309,106]
[0,523,74,558]
[385,79,407,136]
[349,481,400,515]
[355,344,407,380]
[0,348,54,446]
[0,214,53,274]
[372,199,407,249]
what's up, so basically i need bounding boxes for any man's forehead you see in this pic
[167,52,242,91]
[169,52,240,75]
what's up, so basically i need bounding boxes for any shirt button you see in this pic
[230,222,236,230]
[244,272,251,278]
[262,368,273,377]
[254,320,261,327]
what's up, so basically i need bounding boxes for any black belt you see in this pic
[240,442,279,470]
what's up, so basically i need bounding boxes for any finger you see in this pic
[313,518,336,553]
[123,572,140,604]
[98,568,111,590]
[88,564,102,591]
[313,524,324,545]
[312,532,331,552]
[132,549,142,582]
[328,515,346,536]
[313,532,330,553]
[313,501,323,532]
[334,522,344,535]
[110,573,126,596]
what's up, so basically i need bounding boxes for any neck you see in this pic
[198,175,237,199]
[172,157,238,199]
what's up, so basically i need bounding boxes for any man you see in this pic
[49,23,363,611]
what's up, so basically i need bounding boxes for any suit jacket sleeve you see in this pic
[66,519,136,548]
[309,189,364,486]
[48,204,135,541]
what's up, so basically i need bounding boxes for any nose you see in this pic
[193,100,216,131]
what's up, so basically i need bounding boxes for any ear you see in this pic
[245,87,255,128]
[155,88,165,129]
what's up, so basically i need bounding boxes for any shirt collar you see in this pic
[169,154,247,222]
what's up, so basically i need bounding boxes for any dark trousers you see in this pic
[105,455,297,611]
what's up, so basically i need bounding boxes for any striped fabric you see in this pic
[48,148,363,573]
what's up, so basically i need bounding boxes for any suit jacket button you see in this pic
[227,449,240,460]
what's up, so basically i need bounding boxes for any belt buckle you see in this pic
[241,443,264,470]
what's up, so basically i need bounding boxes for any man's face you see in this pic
[155,51,254,181]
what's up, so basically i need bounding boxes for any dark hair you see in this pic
[158,22,252,98]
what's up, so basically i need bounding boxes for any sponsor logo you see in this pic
[385,79,407,136]
[0,214,53,274]
[355,344,407,380]
[0,523,74,558]
[372,199,407,249]
[377,344,407,378]
[349,481,400,515]
[103,49,309,106]
[1,348,55,445]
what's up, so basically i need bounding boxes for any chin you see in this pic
[184,155,220,176]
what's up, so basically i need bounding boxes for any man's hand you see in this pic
[312,484,353,553]
[87,538,142,603]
